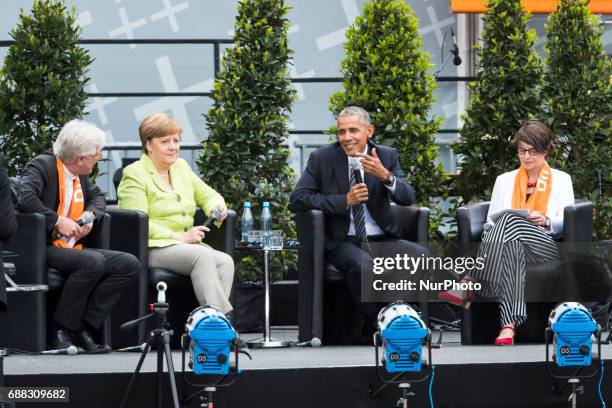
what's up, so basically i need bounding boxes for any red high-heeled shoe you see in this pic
[438,278,476,309]
[438,288,475,308]
[494,325,515,346]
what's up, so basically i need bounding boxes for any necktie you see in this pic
[350,170,368,242]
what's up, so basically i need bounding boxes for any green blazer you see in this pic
[118,154,225,248]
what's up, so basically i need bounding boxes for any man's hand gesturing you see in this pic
[357,148,391,182]
[347,183,368,207]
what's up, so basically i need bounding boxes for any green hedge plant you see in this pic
[197,0,296,283]
[453,0,542,204]
[0,0,92,175]
[541,0,611,240]
[329,0,446,236]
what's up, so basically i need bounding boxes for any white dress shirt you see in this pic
[347,146,396,237]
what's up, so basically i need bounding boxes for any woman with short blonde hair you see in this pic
[119,113,234,313]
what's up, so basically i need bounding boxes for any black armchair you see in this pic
[457,201,593,344]
[0,213,47,351]
[106,207,148,347]
[295,205,430,344]
[107,207,236,349]
[0,212,112,351]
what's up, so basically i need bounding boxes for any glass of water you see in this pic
[267,230,284,250]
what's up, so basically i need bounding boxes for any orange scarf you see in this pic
[52,159,84,249]
[511,162,552,216]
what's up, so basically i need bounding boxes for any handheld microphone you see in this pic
[116,343,146,352]
[52,212,96,240]
[41,345,79,355]
[348,157,364,184]
[291,337,322,348]
[203,207,223,228]
[450,28,462,66]
[76,211,96,226]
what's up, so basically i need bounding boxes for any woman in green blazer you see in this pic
[118,113,234,313]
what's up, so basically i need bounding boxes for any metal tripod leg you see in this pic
[162,331,180,408]
[120,338,153,408]
[120,329,180,408]
[156,340,163,408]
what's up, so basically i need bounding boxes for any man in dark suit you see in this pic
[0,154,17,312]
[290,106,430,335]
[19,120,139,353]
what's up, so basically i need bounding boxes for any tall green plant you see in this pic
[197,0,296,282]
[453,0,543,203]
[0,0,92,176]
[329,0,446,235]
[542,0,611,240]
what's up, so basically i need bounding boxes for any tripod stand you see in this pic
[120,283,180,408]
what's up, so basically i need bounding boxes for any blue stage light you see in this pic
[377,302,429,373]
[184,305,236,375]
[548,302,599,367]
[545,302,604,407]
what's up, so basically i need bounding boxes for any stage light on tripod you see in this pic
[548,302,599,367]
[376,302,429,373]
[184,305,237,375]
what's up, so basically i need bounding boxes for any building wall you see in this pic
[0,1,610,199]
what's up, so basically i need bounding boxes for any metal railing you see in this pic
[1,37,472,199]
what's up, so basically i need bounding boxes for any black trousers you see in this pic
[46,246,139,331]
[326,236,430,324]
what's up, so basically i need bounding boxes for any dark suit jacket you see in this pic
[0,154,17,311]
[290,141,415,250]
[18,150,106,243]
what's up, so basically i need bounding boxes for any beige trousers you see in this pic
[149,244,234,314]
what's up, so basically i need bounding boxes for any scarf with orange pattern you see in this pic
[52,159,84,249]
[511,162,552,216]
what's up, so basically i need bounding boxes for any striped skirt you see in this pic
[471,213,559,326]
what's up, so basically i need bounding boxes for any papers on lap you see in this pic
[488,209,530,224]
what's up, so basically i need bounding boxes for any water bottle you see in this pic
[261,201,273,248]
[241,202,253,243]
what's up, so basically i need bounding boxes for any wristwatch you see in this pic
[544,216,551,228]
[384,173,396,186]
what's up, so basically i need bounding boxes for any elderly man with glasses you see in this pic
[18,120,139,353]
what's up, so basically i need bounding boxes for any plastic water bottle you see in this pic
[261,201,273,248]
[241,202,253,243]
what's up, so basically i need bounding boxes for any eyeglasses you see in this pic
[83,151,102,160]
[517,148,542,157]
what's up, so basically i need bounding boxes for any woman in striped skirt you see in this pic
[441,121,574,345]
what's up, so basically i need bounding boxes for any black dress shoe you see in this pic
[50,329,77,351]
[71,329,111,354]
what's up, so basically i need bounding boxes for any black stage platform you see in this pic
[2,330,611,408]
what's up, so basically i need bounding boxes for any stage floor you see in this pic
[4,328,612,408]
[4,328,612,375]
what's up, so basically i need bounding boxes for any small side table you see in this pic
[235,242,298,348]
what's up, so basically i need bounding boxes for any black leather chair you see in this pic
[457,201,593,344]
[105,207,148,348]
[0,211,112,351]
[107,206,236,349]
[295,205,430,345]
[0,213,47,351]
